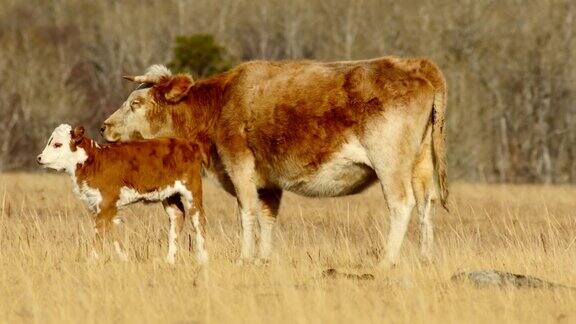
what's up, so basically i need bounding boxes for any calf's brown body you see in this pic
[72,130,209,264]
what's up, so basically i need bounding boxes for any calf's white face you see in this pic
[37,124,88,173]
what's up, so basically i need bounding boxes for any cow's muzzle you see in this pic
[100,123,110,136]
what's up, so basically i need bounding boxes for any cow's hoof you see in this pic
[196,252,209,266]
[419,256,435,266]
[88,250,100,263]
[166,256,176,265]
[235,258,254,266]
[254,258,270,266]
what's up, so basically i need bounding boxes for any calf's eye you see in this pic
[54,143,62,148]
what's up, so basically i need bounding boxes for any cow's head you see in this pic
[37,124,88,173]
[101,65,194,142]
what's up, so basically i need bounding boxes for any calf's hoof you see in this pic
[113,241,129,262]
[378,259,397,271]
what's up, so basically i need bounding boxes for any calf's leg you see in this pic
[163,195,185,264]
[181,174,209,265]
[189,204,209,265]
[93,206,127,261]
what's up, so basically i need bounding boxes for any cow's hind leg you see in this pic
[163,195,185,264]
[412,126,437,262]
[376,164,416,269]
[364,118,420,269]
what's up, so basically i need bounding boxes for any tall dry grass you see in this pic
[1,173,575,323]
[0,0,575,183]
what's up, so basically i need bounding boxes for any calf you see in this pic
[37,124,209,264]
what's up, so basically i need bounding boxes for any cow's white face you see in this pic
[37,124,87,174]
[101,89,156,142]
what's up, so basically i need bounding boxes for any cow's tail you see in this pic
[431,76,449,211]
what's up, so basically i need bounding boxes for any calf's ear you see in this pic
[200,149,211,169]
[196,140,212,168]
[71,126,85,142]
[157,75,194,103]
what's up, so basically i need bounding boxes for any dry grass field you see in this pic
[1,173,576,323]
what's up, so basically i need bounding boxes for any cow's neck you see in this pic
[168,75,235,192]
[171,76,228,142]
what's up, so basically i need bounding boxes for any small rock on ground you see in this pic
[451,269,575,290]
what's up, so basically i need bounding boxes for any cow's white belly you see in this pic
[279,137,377,197]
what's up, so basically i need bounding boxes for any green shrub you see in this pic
[168,34,233,78]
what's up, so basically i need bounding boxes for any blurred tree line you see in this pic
[0,0,574,183]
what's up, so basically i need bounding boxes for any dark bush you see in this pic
[168,34,233,78]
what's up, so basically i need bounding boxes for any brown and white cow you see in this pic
[37,124,210,264]
[101,57,448,268]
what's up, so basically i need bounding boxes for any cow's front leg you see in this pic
[237,185,259,263]
[223,154,260,263]
[257,188,282,263]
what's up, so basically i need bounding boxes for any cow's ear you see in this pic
[160,75,194,103]
[71,126,85,142]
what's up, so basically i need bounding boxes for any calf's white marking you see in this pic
[71,177,103,213]
[165,206,179,264]
[192,212,209,264]
[116,180,193,208]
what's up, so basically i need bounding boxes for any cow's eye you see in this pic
[130,99,141,110]
[53,143,62,148]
